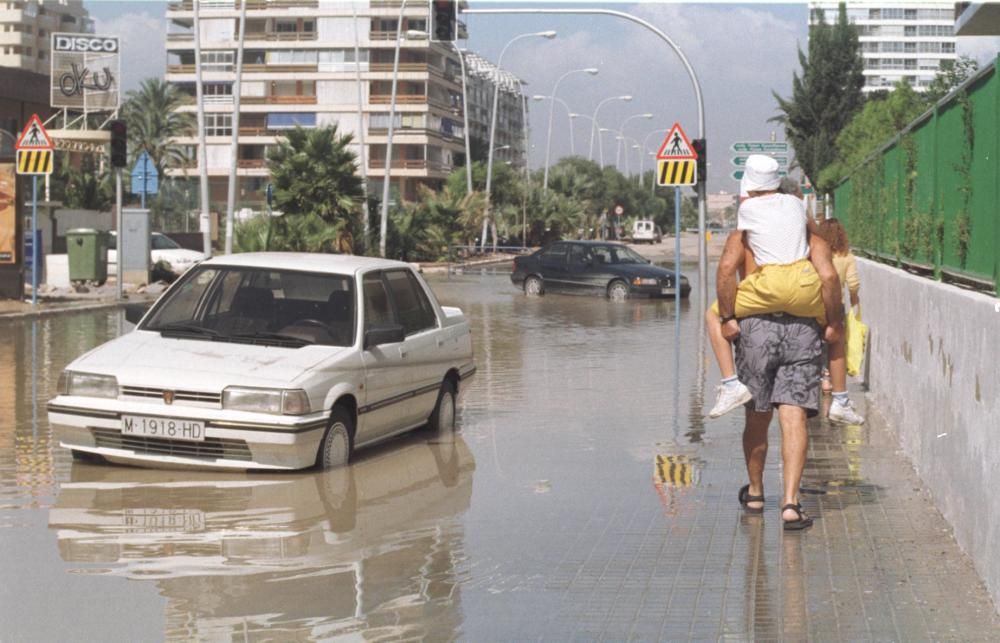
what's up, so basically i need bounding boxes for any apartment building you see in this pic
[461,50,527,168]
[809,2,957,93]
[0,0,93,74]
[164,0,526,212]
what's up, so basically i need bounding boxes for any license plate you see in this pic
[121,415,205,442]
[661,287,675,295]
[123,508,206,533]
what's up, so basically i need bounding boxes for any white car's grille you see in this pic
[121,386,222,406]
[91,428,252,461]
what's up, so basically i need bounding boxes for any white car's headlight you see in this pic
[58,371,119,398]
[632,277,658,286]
[222,387,311,415]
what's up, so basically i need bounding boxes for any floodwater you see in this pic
[2,266,998,640]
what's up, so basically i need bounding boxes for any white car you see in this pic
[107,231,206,278]
[48,252,476,471]
[630,219,662,244]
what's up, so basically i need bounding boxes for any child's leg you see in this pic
[828,336,847,393]
[705,306,737,380]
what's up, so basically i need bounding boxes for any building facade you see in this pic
[809,2,957,93]
[0,0,93,74]
[164,0,525,212]
[461,51,527,168]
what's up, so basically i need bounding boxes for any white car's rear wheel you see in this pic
[318,407,353,469]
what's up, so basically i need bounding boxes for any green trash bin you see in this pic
[67,228,109,285]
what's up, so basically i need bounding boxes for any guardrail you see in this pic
[445,245,531,277]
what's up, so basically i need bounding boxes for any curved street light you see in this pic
[542,67,598,193]
[615,112,653,169]
[483,29,557,250]
[533,94,579,158]
[588,95,632,162]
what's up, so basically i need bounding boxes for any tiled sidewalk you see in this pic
[463,393,1000,641]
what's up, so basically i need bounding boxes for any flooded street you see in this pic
[2,266,997,640]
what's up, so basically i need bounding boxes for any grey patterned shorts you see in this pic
[734,314,823,417]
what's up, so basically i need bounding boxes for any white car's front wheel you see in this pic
[318,407,354,469]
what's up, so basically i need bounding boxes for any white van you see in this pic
[631,219,661,244]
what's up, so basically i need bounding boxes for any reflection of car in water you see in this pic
[48,434,475,639]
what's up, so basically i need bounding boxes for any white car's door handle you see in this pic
[399,350,408,359]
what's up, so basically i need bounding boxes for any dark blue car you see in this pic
[510,240,690,301]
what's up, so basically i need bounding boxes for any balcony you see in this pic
[369,159,450,173]
[370,62,429,73]
[369,95,427,105]
[243,31,318,41]
[241,95,317,105]
[237,159,267,168]
[168,0,318,10]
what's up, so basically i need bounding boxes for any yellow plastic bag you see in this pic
[846,305,868,377]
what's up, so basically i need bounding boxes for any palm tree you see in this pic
[267,125,365,226]
[121,78,195,174]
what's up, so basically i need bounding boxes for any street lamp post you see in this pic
[597,127,613,166]
[454,45,472,195]
[534,95,577,156]
[542,67,597,193]
[640,128,669,188]
[614,113,653,169]
[379,3,427,257]
[483,30,557,250]
[587,95,631,162]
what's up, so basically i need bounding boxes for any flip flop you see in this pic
[738,484,764,513]
[781,503,813,530]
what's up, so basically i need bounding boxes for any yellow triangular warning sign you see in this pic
[15,114,53,150]
[656,123,696,160]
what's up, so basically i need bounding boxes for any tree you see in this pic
[267,125,364,224]
[772,3,864,184]
[818,79,926,188]
[924,55,979,105]
[121,78,195,174]
[60,156,112,211]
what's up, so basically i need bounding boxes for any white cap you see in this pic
[740,154,781,192]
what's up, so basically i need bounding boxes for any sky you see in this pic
[85,0,1000,194]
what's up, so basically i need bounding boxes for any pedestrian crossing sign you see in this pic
[655,122,696,160]
[17,149,54,175]
[657,159,697,186]
[15,114,54,151]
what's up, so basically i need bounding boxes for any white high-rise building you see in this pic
[809,2,957,93]
[164,0,525,211]
[0,0,93,74]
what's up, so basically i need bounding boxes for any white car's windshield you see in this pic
[142,266,356,347]
[151,234,181,250]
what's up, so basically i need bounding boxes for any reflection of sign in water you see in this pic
[654,454,698,487]
[0,164,15,263]
[50,33,120,111]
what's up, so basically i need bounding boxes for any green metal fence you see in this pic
[833,55,1000,295]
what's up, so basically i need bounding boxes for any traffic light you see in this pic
[431,0,457,42]
[691,138,706,183]
[109,119,127,168]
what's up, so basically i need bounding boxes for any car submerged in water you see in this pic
[48,253,476,471]
[510,240,691,301]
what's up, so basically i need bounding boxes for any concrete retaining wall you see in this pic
[857,258,1000,609]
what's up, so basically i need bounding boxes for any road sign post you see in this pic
[15,114,54,305]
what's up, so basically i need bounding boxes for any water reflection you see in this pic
[49,434,475,640]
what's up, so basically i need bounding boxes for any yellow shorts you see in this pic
[711,258,826,326]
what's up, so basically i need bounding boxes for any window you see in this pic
[205,113,232,137]
[363,273,393,328]
[568,244,590,265]
[385,270,435,335]
[201,50,234,71]
[540,243,568,262]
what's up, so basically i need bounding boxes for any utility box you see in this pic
[121,208,150,286]
[66,228,109,284]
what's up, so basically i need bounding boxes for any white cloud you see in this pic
[497,3,806,191]
[956,37,1000,67]
[93,10,166,94]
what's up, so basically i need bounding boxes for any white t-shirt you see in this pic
[737,193,810,266]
